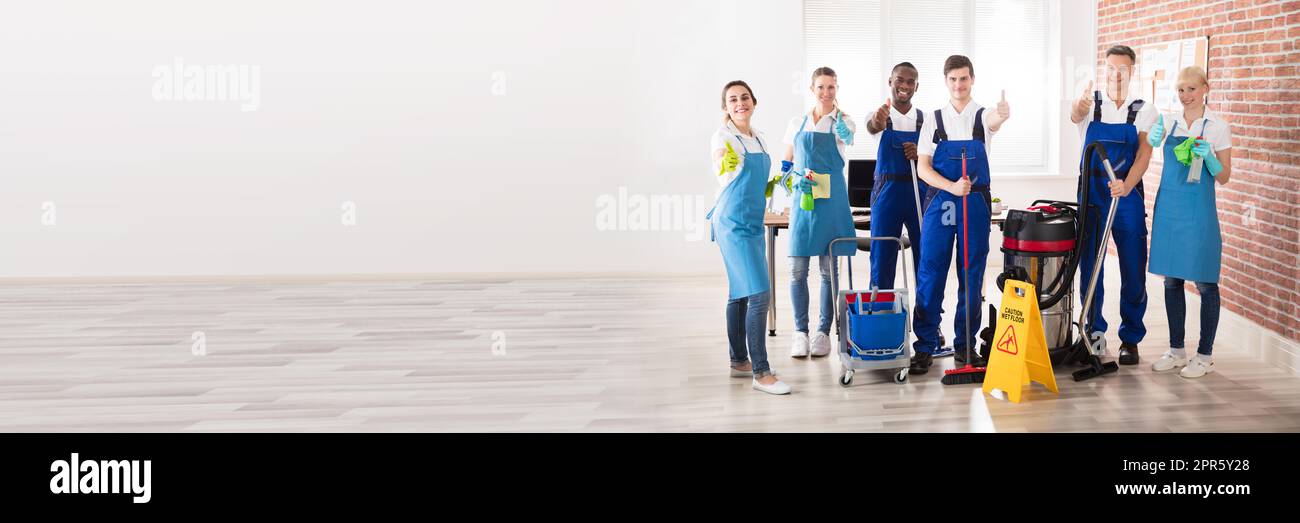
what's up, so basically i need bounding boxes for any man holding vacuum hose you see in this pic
[909,55,1009,375]
[1070,44,1157,366]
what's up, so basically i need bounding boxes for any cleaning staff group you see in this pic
[710,48,1232,395]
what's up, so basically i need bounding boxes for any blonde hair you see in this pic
[1177,66,1209,88]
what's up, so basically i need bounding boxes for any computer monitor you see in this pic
[848,159,875,208]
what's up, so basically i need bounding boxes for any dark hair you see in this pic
[891,62,918,75]
[721,80,756,122]
[811,66,837,84]
[1105,44,1137,63]
[943,55,974,77]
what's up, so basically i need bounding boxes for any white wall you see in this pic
[0,0,1097,278]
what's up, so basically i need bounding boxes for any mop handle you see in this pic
[961,150,972,360]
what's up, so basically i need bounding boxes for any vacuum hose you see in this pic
[1029,143,1101,311]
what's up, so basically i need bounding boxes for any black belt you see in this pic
[878,174,914,182]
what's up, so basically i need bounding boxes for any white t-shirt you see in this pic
[865,105,924,156]
[710,120,769,188]
[1162,108,1233,152]
[916,101,997,157]
[1075,89,1158,144]
[782,108,856,164]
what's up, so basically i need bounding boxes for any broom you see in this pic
[942,148,987,385]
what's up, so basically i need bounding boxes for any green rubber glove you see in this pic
[1172,137,1195,166]
[718,142,740,176]
[765,175,780,198]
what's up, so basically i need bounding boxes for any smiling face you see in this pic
[811,75,838,107]
[724,84,755,122]
[945,67,973,101]
[1105,53,1135,97]
[889,67,918,106]
[1176,80,1207,108]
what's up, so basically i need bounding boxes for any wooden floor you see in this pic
[3,260,1300,432]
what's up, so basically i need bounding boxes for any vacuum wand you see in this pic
[1072,142,1123,381]
[1078,156,1120,356]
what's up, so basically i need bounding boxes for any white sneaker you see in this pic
[809,331,832,357]
[752,376,792,395]
[1151,351,1188,372]
[790,332,810,357]
[1180,357,1215,379]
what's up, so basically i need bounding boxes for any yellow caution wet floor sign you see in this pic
[983,279,1058,403]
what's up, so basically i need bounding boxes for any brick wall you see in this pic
[1096,0,1300,341]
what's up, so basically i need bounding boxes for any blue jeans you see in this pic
[791,256,834,335]
[727,291,771,376]
[1164,277,1219,356]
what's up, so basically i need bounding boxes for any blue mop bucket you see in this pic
[845,292,906,360]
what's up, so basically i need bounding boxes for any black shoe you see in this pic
[955,348,986,366]
[1119,343,1139,365]
[909,352,934,375]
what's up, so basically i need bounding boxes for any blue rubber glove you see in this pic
[1191,138,1212,158]
[797,174,818,194]
[1198,140,1224,177]
[1146,114,1165,148]
[833,110,853,145]
[778,161,795,196]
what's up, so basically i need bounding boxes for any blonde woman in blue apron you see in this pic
[780,67,857,358]
[710,80,791,395]
[1147,66,1233,379]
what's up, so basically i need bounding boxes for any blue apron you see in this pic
[912,108,992,353]
[789,114,856,257]
[707,132,772,300]
[1149,119,1221,283]
[869,110,926,289]
[1076,92,1149,343]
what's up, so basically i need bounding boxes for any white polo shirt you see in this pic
[710,120,769,188]
[916,101,997,157]
[782,108,856,165]
[1075,88,1158,144]
[865,105,924,156]
[1164,108,1233,152]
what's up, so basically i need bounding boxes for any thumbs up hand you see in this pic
[1146,114,1165,148]
[1073,80,1094,119]
[833,109,854,145]
[719,141,740,176]
[997,89,1010,120]
[871,99,891,130]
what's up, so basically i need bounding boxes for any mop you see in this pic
[942,149,987,385]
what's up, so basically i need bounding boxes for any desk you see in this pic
[763,209,1006,336]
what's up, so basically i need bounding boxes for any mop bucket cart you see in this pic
[828,236,914,386]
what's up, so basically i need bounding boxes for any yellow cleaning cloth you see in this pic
[807,170,832,199]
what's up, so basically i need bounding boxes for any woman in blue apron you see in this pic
[1147,66,1233,379]
[709,80,790,395]
[780,67,856,358]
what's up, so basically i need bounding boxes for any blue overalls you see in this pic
[869,110,927,290]
[912,108,991,355]
[1077,91,1148,344]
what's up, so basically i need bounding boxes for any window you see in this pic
[804,0,1049,171]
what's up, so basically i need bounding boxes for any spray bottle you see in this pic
[1188,135,1205,184]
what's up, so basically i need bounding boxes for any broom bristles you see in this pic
[941,365,987,385]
